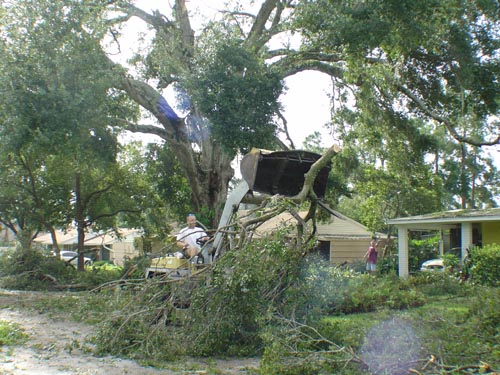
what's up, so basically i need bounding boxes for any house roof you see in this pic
[243,210,383,240]
[387,208,500,227]
[33,228,142,246]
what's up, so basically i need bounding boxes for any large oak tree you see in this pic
[3,0,499,229]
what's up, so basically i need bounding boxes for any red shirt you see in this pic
[367,246,378,263]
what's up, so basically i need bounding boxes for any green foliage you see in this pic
[74,264,124,288]
[91,281,186,362]
[417,288,500,366]
[467,288,500,344]
[296,0,500,211]
[442,253,460,271]
[185,232,304,356]
[187,40,283,156]
[0,320,27,346]
[260,278,500,375]
[406,271,472,297]
[284,256,357,319]
[0,247,76,290]
[334,273,426,314]
[0,0,147,259]
[3,255,499,374]
[0,247,125,291]
[469,244,500,287]
[341,163,444,235]
[317,314,373,351]
[142,143,191,225]
[121,255,152,280]
[408,235,441,272]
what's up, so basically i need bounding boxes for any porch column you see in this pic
[461,222,472,261]
[439,230,444,256]
[398,226,409,278]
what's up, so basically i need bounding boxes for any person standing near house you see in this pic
[176,214,208,258]
[364,239,378,273]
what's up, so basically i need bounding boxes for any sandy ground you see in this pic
[0,290,259,375]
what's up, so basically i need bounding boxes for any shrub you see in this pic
[406,272,471,297]
[0,247,127,290]
[0,247,76,290]
[469,244,500,287]
[336,273,426,314]
[74,264,124,288]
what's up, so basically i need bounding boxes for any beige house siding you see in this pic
[328,239,368,264]
[110,241,140,265]
[243,210,384,265]
[33,228,144,266]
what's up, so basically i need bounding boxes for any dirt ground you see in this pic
[0,290,260,375]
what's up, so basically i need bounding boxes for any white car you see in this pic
[60,251,93,266]
[420,258,444,272]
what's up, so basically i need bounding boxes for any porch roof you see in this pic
[387,208,500,228]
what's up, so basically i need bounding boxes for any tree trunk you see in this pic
[75,172,86,271]
[47,226,61,257]
[118,76,235,227]
[196,140,234,226]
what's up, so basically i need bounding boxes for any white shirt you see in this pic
[176,226,207,250]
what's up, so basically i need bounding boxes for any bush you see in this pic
[0,247,76,290]
[469,244,500,287]
[92,231,311,360]
[0,247,127,290]
[406,272,471,297]
[333,273,426,314]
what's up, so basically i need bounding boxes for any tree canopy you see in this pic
[1,0,499,236]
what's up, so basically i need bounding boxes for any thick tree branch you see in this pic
[122,122,170,139]
[118,77,181,136]
[90,208,142,223]
[0,219,18,236]
[84,185,113,208]
[267,49,344,62]
[292,144,341,202]
[245,0,280,51]
[106,56,205,210]
[112,3,175,33]
[270,58,344,80]
[173,0,195,57]
[398,84,500,146]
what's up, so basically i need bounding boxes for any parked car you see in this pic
[420,258,444,272]
[60,251,93,267]
[421,248,462,272]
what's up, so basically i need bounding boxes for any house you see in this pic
[387,208,500,278]
[33,228,144,266]
[246,210,385,265]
